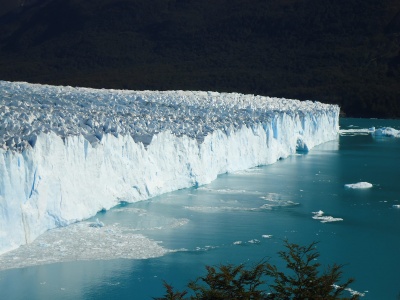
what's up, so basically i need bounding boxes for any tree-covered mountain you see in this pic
[0,0,399,118]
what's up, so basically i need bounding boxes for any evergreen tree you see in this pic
[155,240,359,300]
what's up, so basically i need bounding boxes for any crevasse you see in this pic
[0,81,339,254]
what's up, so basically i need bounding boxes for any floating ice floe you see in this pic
[234,238,265,245]
[183,206,266,212]
[248,239,261,244]
[194,245,218,252]
[312,210,343,223]
[259,201,300,208]
[261,234,273,239]
[339,127,375,135]
[0,222,170,271]
[332,284,366,297]
[197,187,261,195]
[374,127,400,138]
[344,182,373,189]
[260,193,299,207]
[340,126,400,138]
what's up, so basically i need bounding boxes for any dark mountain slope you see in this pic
[0,0,399,118]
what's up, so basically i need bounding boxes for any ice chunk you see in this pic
[344,182,373,189]
[312,210,343,223]
[261,234,273,239]
[374,127,400,138]
[248,239,260,244]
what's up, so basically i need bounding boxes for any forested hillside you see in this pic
[0,0,399,118]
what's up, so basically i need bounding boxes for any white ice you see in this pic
[0,80,339,254]
[374,127,400,137]
[260,193,299,207]
[183,206,267,212]
[248,239,260,244]
[0,221,170,271]
[339,128,375,135]
[312,210,343,223]
[261,234,273,238]
[332,284,366,297]
[344,182,373,189]
[340,126,400,138]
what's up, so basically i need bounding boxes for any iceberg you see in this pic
[0,80,339,254]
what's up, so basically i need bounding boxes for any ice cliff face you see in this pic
[0,81,339,254]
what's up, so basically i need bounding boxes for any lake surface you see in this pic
[1,118,400,299]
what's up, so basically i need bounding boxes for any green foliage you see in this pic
[156,241,359,300]
[153,281,188,300]
[266,241,357,299]
[188,262,268,299]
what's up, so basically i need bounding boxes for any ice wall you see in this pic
[0,81,339,254]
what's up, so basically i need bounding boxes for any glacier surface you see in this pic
[0,81,339,254]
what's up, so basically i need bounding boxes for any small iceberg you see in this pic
[248,239,261,244]
[374,127,400,138]
[312,210,343,223]
[339,126,400,138]
[393,205,400,209]
[261,234,273,239]
[344,182,373,189]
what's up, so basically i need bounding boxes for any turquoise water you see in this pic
[1,118,400,299]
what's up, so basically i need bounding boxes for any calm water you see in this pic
[1,118,400,300]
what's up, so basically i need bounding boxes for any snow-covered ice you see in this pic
[344,182,373,189]
[0,80,339,254]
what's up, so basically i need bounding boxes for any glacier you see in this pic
[0,80,339,255]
